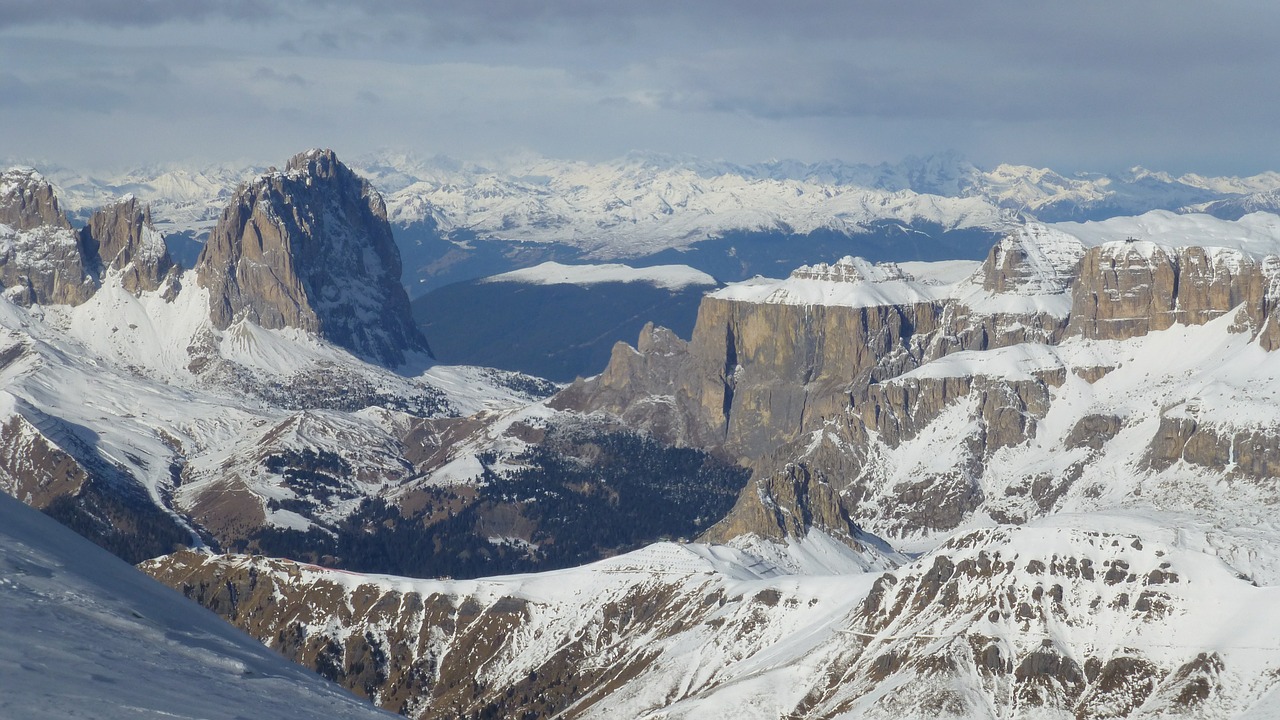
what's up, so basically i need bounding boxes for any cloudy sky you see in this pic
[3,1,1278,175]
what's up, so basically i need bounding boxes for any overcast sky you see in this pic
[3,1,1278,175]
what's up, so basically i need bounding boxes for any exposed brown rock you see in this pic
[0,414,88,507]
[196,149,429,365]
[1066,242,1279,341]
[80,196,176,295]
[0,167,72,232]
[0,168,96,306]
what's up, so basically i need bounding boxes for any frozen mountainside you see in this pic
[379,156,1012,256]
[143,519,1280,719]
[1054,210,1280,258]
[710,222,1084,311]
[483,261,717,290]
[0,264,552,554]
[712,256,954,308]
[41,162,260,236]
[0,150,575,567]
[27,152,1280,264]
[559,215,1280,579]
[0,492,395,720]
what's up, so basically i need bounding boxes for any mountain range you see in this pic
[7,148,1280,718]
[20,151,1280,293]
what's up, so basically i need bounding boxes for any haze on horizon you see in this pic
[2,1,1278,177]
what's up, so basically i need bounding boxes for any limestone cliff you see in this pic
[563,224,1280,545]
[196,149,430,366]
[80,196,177,295]
[0,168,96,306]
[1065,241,1280,341]
[553,258,950,465]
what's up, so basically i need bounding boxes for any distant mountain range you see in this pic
[18,151,1280,293]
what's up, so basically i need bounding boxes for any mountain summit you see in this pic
[196,149,430,366]
[0,167,96,305]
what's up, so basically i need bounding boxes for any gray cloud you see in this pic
[253,67,309,88]
[0,0,281,28]
[1,1,1279,174]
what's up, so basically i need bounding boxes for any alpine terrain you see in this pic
[6,147,1280,719]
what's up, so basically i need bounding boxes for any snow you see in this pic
[205,517,1280,719]
[0,492,395,719]
[1054,210,1280,258]
[710,257,953,309]
[483,261,717,290]
[708,224,1080,314]
[0,267,550,536]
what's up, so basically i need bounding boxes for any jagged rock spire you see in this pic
[0,168,95,306]
[195,149,431,366]
[80,196,177,296]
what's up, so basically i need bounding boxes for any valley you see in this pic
[5,149,1280,718]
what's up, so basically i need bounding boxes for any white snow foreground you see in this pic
[0,491,396,720]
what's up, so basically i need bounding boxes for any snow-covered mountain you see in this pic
[0,491,396,720]
[0,154,556,563]
[123,210,1280,718]
[11,147,1280,718]
[24,152,1280,293]
[143,520,1280,719]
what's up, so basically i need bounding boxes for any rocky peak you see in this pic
[789,256,908,284]
[81,196,176,296]
[0,167,72,232]
[0,167,95,306]
[1065,240,1276,341]
[196,149,430,366]
[977,223,1085,296]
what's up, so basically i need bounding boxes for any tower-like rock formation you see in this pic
[80,196,177,295]
[0,168,96,306]
[196,149,430,365]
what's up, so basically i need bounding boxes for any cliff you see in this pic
[196,149,430,366]
[80,196,177,295]
[0,168,96,306]
[561,223,1280,546]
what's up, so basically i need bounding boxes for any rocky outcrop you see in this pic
[1144,411,1280,482]
[0,167,73,232]
[1066,242,1280,341]
[80,196,176,295]
[927,225,1082,357]
[0,168,96,306]
[554,291,946,466]
[561,229,1092,541]
[143,549,723,720]
[196,149,430,366]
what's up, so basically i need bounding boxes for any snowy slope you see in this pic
[0,491,395,720]
[0,269,551,542]
[144,519,1280,720]
[1054,210,1280,258]
[483,261,717,290]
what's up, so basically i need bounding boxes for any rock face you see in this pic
[80,196,177,295]
[0,167,73,232]
[1065,242,1280,341]
[0,168,96,306]
[552,259,953,465]
[196,149,430,366]
[561,224,1280,545]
